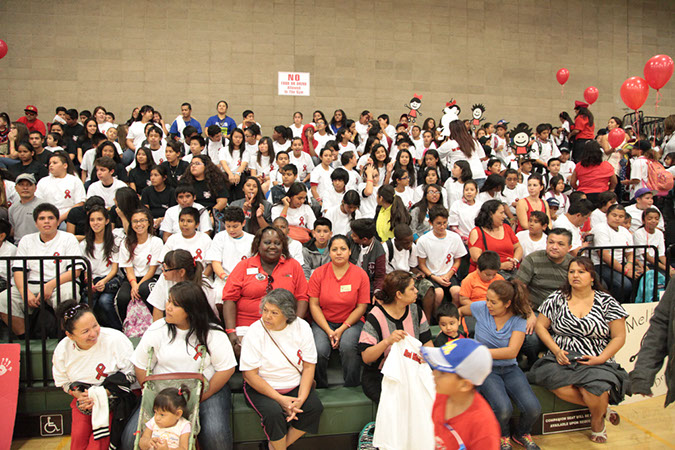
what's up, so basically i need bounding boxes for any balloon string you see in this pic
[632,113,640,139]
[561,86,564,98]
[655,90,661,111]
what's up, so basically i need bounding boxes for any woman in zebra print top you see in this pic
[527,257,629,444]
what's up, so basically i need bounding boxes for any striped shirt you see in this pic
[515,250,572,310]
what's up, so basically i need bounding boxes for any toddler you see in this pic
[140,385,192,450]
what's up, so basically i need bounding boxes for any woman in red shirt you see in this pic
[223,226,308,354]
[308,235,370,388]
[570,141,618,205]
[569,101,595,162]
[468,200,522,279]
[515,173,550,232]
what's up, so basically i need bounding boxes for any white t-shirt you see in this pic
[288,152,314,180]
[437,139,485,180]
[127,121,150,149]
[590,208,608,230]
[273,140,291,154]
[382,240,418,273]
[358,183,379,218]
[206,138,228,166]
[3,180,19,208]
[633,227,665,266]
[290,123,303,138]
[271,204,316,229]
[625,204,664,233]
[131,319,236,381]
[309,165,334,200]
[559,160,575,181]
[79,237,122,279]
[338,141,356,155]
[629,157,650,199]
[249,154,273,178]
[502,184,528,215]
[591,222,634,265]
[117,236,164,277]
[146,417,191,449]
[52,327,135,392]
[86,179,128,208]
[0,240,17,280]
[160,204,213,235]
[324,204,363,236]
[530,139,560,163]
[288,237,304,265]
[239,318,317,390]
[516,230,547,259]
[416,231,467,276]
[219,147,246,173]
[443,178,464,209]
[158,231,212,264]
[373,336,435,450]
[554,214,583,251]
[205,231,254,276]
[321,188,344,213]
[147,275,220,315]
[448,199,482,240]
[35,174,86,216]
[313,132,333,153]
[80,148,97,175]
[394,186,415,210]
[354,121,369,143]
[13,231,83,283]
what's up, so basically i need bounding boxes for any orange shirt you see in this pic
[459,270,504,303]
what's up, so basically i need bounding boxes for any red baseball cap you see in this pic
[24,105,38,114]
[574,101,589,109]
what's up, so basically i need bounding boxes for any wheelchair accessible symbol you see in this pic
[40,415,63,436]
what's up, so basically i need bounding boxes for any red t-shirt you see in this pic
[16,116,47,136]
[222,254,308,327]
[468,224,519,272]
[575,161,614,194]
[432,392,500,450]
[308,262,370,323]
[573,115,595,140]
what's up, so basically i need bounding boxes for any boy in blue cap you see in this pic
[421,338,500,449]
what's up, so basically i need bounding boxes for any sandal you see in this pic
[606,407,620,426]
[590,425,607,444]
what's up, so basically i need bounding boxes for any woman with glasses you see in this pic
[308,235,370,388]
[148,249,221,321]
[115,208,163,324]
[222,226,308,356]
[391,168,415,210]
[409,183,445,240]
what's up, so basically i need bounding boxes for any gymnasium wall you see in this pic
[0,0,673,132]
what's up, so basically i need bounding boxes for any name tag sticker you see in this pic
[340,285,352,293]
[246,268,259,275]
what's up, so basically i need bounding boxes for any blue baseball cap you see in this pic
[420,338,492,385]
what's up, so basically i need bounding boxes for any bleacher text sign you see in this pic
[278,72,310,96]
[542,409,591,434]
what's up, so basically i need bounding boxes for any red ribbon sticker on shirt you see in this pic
[147,254,152,264]
[95,363,107,380]
[194,249,203,261]
[64,190,71,199]
[106,258,112,267]
[299,217,305,227]
[297,349,303,365]
[445,254,452,264]
[193,345,203,361]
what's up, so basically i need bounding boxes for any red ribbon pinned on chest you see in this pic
[95,363,108,380]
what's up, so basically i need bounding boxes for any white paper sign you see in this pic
[278,72,310,96]
[616,302,668,404]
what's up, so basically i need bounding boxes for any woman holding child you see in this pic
[528,257,629,444]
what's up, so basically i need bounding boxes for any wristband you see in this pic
[219,273,227,280]
[226,329,236,334]
[343,322,351,328]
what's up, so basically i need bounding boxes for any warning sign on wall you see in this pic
[278,72,310,96]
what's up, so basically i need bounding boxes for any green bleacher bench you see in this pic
[7,332,583,442]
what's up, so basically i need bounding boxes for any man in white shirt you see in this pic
[0,203,83,336]
[378,114,396,140]
[354,110,371,144]
[160,185,212,241]
[86,157,127,208]
[554,199,594,256]
[625,188,665,233]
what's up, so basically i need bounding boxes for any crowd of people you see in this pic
[0,101,674,450]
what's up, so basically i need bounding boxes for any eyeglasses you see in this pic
[266,274,275,294]
[132,218,149,224]
[427,190,440,195]
[191,161,204,166]
[162,264,178,272]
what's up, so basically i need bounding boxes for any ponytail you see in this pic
[390,196,411,230]
[487,279,531,319]
[163,249,209,288]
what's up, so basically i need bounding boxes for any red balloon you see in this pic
[556,68,569,85]
[608,128,626,149]
[0,40,7,60]
[620,76,649,110]
[583,86,599,105]
[643,54,674,90]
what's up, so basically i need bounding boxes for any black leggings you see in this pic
[115,276,157,322]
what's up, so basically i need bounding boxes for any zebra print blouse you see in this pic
[539,290,628,359]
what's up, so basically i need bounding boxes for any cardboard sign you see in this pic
[278,72,310,96]
[542,409,591,434]
[616,302,668,404]
[0,344,20,447]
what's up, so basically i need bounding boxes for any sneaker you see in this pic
[511,433,540,450]
[500,436,513,450]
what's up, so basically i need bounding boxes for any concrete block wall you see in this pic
[0,0,673,135]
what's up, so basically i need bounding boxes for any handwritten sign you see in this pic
[278,72,310,96]
[616,302,668,404]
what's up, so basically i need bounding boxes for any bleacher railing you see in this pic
[578,245,662,303]
[0,255,93,388]
[621,111,665,140]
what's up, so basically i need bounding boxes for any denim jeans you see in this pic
[479,364,542,437]
[311,320,363,388]
[0,157,20,169]
[121,385,233,450]
[121,148,135,167]
[597,265,633,303]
